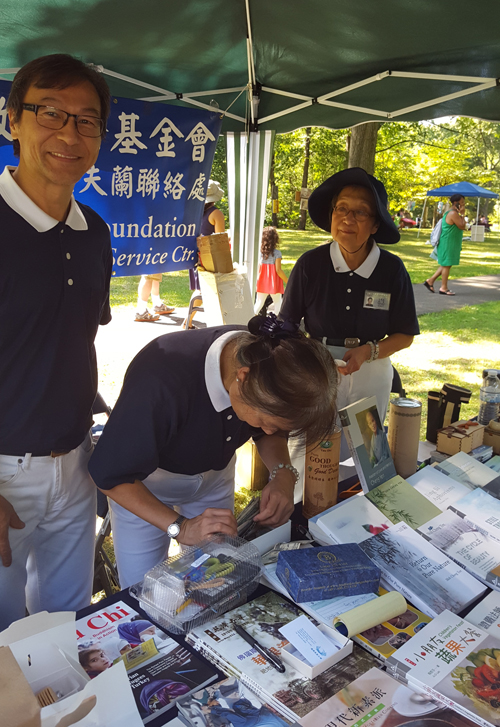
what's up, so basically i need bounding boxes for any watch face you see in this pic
[167,522,181,538]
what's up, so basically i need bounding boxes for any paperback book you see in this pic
[75,599,217,724]
[366,474,441,529]
[186,590,379,723]
[435,452,500,497]
[408,466,472,510]
[358,521,487,618]
[338,396,397,492]
[486,456,500,473]
[308,494,392,545]
[451,488,500,545]
[466,591,500,633]
[386,609,500,727]
[418,509,500,592]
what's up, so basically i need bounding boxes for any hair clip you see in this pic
[248,313,300,340]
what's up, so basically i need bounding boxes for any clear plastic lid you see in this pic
[130,535,262,634]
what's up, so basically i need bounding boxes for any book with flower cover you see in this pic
[338,396,397,493]
[386,609,500,727]
[358,521,487,618]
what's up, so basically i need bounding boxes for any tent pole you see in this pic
[418,198,427,238]
[476,197,480,224]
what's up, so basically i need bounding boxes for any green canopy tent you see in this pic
[1,0,500,287]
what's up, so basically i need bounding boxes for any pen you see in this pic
[234,623,286,673]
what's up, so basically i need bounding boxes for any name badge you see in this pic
[364,290,391,310]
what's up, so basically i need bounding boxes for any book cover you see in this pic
[187,590,380,723]
[352,587,432,661]
[418,509,500,592]
[338,396,397,493]
[435,452,500,496]
[176,675,297,726]
[300,665,480,727]
[466,591,500,633]
[486,455,500,473]
[75,599,217,724]
[408,466,472,510]
[366,475,441,529]
[451,488,500,545]
[358,521,487,618]
[386,609,500,727]
[276,544,381,603]
[308,494,392,545]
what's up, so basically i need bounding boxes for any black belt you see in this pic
[314,337,368,348]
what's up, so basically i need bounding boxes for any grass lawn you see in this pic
[109,227,500,308]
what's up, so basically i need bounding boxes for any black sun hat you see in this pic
[308,167,400,244]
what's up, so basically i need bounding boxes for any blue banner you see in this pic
[0,81,222,276]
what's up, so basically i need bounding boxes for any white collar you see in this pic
[0,166,88,232]
[329,239,380,279]
[205,330,243,412]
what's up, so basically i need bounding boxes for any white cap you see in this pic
[205,179,224,203]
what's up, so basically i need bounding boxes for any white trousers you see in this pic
[0,434,96,631]
[254,292,283,315]
[326,346,394,462]
[110,456,236,588]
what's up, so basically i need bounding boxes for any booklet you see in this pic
[386,609,500,727]
[435,452,500,495]
[308,494,392,545]
[75,599,217,724]
[407,465,472,510]
[338,396,397,492]
[358,521,487,618]
[466,590,500,633]
[451,487,500,545]
[366,474,441,529]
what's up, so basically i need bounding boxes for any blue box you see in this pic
[276,544,381,603]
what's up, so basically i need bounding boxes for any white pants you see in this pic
[0,434,96,631]
[254,292,282,315]
[110,456,236,588]
[326,345,393,462]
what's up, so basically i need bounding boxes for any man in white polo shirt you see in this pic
[0,54,112,629]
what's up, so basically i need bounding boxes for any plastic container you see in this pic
[130,535,262,634]
[478,370,500,425]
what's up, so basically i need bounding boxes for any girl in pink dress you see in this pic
[254,227,288,315]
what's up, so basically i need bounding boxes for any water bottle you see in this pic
[478,370,500,425]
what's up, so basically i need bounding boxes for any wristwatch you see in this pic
[167,514,186,540]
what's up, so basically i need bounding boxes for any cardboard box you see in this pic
[280,623,352,678]
[197,233,233,273]
[484,426,500,455]
[437,419,485,455]
[276,544,381,603]
[198,268,255,326]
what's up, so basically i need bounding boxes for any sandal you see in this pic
[439,289,455,296]
[423,280,435,293]
[153,302,175,315]
[135,310,160,322]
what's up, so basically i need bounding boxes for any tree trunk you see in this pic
[298,127,311,230]
[347,122,380,175]
[270,154,279,227]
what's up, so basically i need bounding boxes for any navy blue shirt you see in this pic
[0,196,112,456]
[89,326,264,491]
[280,243,419,342]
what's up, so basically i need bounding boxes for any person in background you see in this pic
[184,179,226,329]
[0,54,112,630]
[280,167,418,461]
[424,193,466,296]
[135,273,175,322]
[254,227,288,315]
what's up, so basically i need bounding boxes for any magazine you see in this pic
[358,521,487,617]
[176,675,298,726]
[408,466,472,510]
[386,609,500,727]
[366,474,441,529]
[338,396,397,492]
[75,599,217,724]
[186,590,379,723]
[418,509,500,591]
[451,487,500,545]
[308,494,392,545]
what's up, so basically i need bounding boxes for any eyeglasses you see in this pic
[22,104,104,138]
[332,204,375,221]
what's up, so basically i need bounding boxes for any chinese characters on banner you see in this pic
[0,81,222,276]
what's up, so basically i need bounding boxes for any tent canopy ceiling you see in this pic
[426,182,500,198]
[0,0,500,133]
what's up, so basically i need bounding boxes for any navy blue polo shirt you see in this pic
[0,168,112,456]
[89,326,264,491]
[280,241,419,342]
